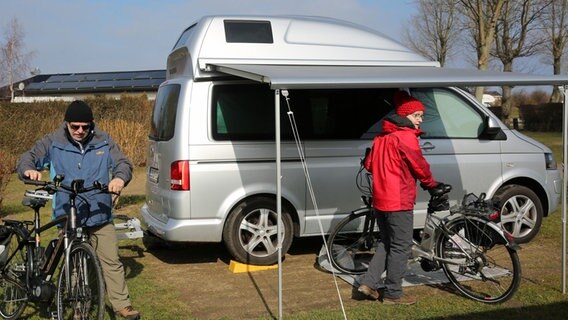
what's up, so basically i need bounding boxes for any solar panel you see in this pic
[46,75,69,82]
[112,72,137,80]
[26,83,46,90]
[75,81,99,89]
[93,80,115,88]
[24,70,166,94]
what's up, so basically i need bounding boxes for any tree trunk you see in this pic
[501,61,513,122]
[550,54,563,102]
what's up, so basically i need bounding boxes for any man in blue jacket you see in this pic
[17,100,140,319]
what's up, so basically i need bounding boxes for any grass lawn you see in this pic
[1,131,568,319]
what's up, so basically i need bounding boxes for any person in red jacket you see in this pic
[357,90,442,305]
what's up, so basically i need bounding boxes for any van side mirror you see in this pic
[482,116,506,140]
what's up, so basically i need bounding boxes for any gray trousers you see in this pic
[359,210,413,299]
[88,223,132,312]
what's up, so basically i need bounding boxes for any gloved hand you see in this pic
[427,182,451,196]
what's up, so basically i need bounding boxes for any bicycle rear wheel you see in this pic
[438,218,521,303]
[326,209,380,274]
[56,243,105,320]
[0,229,28,320]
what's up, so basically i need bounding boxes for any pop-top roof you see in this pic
[168,15,440,80]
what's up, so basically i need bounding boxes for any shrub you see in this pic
[0,150,17,210]
[519,103,563,132]
[0,96,151,167]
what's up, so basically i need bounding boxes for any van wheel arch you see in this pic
[222,195,297,265]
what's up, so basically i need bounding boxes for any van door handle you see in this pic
[420,142,435,151]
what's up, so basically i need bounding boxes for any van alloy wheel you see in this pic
[495,185,543,244]
[223,197,293,265]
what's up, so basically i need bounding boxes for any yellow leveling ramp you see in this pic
[229,260,278,273]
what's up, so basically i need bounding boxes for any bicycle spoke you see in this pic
[439,219,521,303]
[57,243,105,320]
[0,231,28,319]
[327,210,379,274]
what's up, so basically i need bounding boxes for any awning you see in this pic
[211,64,568,89]
[211,61,568,297]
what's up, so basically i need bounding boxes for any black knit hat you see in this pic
[64,100,94,122]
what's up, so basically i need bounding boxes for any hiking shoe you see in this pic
[357,284,380,300]
[117,306,141,319]
[382,294,417,305]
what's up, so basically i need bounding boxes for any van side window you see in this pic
[411,88,484,138]
[149,84,181,141]
[213,84,282,140]
[212,85,394,141]
[289,89,393,139]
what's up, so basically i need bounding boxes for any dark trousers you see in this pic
[359,210,414,299]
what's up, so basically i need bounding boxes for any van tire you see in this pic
[223,197,294,265]
[495,185,543,243]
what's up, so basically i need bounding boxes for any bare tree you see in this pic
[538,0,568,102]
[458,0,506,101]
[493,0,550,121]
[0,17,33,102]
[402,0,459,67]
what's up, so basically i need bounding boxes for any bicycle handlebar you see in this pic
[22,176,115,197]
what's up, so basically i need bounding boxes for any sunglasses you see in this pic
[68,124,91,131]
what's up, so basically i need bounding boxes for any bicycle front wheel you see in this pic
[0,230,28,320]
[438,218,521,303]
[326,209,380,274]
[56,243,105,320]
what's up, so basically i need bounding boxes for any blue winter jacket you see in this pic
[17,123,133,227]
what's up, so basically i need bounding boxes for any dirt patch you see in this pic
[132,237,366,319]
[120,226,564,319]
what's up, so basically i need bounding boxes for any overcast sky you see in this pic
[0,0,418,75]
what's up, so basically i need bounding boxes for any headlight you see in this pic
[545,153,557,170]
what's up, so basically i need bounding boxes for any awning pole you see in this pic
[563,85,567,294]
[275,89,283,318]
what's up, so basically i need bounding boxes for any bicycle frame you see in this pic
[411,195,515,271]
[1,196,88,304]
[0,177,109,320]
[327,159,521,303]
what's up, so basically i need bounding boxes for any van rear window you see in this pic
[149,84,181,141]
[224,20,273,43]
[212,84,392,141]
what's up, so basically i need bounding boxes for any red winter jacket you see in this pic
[364,115,437,212]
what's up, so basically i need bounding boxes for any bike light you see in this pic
[171,160,190,191]
[504,230,514,242]
[489,211,500,222]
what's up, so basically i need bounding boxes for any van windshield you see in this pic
[150,84,181,141]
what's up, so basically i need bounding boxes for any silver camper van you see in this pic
[141,15,561,265]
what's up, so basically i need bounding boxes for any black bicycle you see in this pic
[0,176,107,319]
[326,163,522,303]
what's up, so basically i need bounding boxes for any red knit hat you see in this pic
[393,91,425,117]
